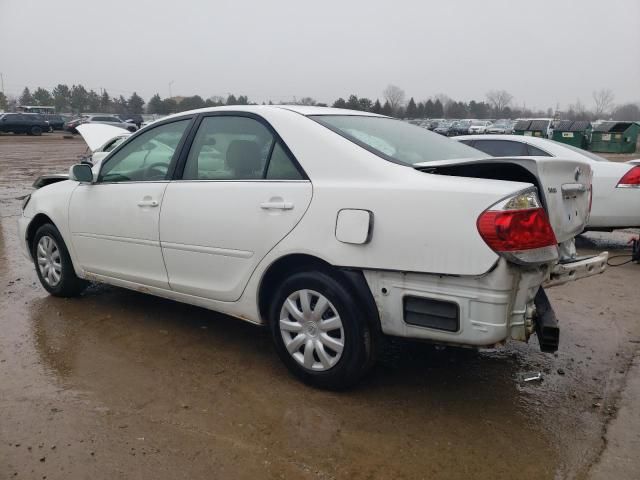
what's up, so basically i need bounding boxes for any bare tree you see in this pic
[592,88,615,118]
[486,90,513,114]
[383,84,405,113]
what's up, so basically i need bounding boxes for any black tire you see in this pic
[269,269,375,390]
[32,223,88,297]
[30,126,43,136]
[127,126,137,133]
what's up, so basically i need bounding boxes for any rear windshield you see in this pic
[309,115,481,165]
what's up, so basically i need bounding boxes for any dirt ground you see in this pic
[1,132,639,479]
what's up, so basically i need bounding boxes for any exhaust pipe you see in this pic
[534,288,559,353]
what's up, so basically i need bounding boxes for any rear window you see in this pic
[309,115,481,165]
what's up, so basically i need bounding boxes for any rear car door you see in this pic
[160,113,312,301]
[68,117,192,287]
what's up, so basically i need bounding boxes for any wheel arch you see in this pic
[26,213,56,259]
[257,253,381,332]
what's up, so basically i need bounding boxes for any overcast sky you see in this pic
[1,0,638,110]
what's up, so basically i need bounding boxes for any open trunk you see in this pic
[415,156,592,244]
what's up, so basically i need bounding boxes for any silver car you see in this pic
[82,115,137,132]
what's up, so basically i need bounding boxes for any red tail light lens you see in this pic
[617,166,640,188]
[478,208,557,251]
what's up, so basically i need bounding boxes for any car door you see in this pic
[160,114,312,301]
[68,117,193,288]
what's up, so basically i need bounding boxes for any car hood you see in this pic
[76,123,130,152]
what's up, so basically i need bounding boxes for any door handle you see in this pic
[260,201,294,210]
[137,199,159,207]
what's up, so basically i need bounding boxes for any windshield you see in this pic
[309,115,482,165]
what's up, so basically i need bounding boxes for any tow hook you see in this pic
[534,288,559,353]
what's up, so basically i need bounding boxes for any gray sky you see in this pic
[1,0,638,110]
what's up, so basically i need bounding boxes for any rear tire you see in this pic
[32,223,88,297]
[30,126,43,136]
[269,269,375,389]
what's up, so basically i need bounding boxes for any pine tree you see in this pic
[371,99,382,114]
[33,87,53,106]
[19,87,34,106]
[381,100,393,116]
[405,97,418,118]
[434,99,444,117]
[147,94,163,114]
[52,84,71,112]
[128,92,145,114]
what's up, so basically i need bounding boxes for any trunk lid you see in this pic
[415,156,592,243]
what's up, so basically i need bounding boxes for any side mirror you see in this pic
[69,164,93,183]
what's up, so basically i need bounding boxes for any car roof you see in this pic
[160,105,384,121]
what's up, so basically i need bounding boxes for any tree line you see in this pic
[1,84,638,121]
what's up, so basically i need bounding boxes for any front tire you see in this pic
[269,270,375,389]
[32,223,87,297]
[30,126,43,136]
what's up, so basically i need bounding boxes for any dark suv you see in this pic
[0,113,51,135]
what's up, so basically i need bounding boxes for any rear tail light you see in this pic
[616,166,640,188]
[477,189,558,265]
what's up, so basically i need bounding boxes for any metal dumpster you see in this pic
[589,121,640,154]
[514,119,550,138]
[552,120,592,149]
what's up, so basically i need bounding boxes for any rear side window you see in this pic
[458,140,474,147]
[471,140,528,157]
[526,145,551,156]
[182,116,303,180]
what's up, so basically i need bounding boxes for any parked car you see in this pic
[0,113,51,135]
[468,120,492,134]
[66,115,137,134]
[116,113,144,129]
[486,120,514,134]
[83,115,137,132]
[453,121,471,136]
[455,134,640,230]
[433,121,454,136]
[42,114,66,130]
[77,123,131,165]
[19,106,606,389]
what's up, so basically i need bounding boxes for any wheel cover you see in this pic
[36,235,62,287]
[279,289,345,371]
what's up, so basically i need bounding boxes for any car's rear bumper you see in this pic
[363,259,547,347]
[363,252,608,348]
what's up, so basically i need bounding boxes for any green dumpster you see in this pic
[589,121,640,154]
[552,120,592,149]
[513,119,550,138]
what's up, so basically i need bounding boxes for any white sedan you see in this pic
[19,106,606,388]
[455,134,640,230]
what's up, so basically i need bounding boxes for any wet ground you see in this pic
[1,133,639,479]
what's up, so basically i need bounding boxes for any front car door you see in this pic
[68,117,192,288]
[159,113,312,301]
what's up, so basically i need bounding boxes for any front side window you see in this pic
[183,116,303,180]
[471,140,528,157]
[99,119,190,182]
[309,115,481,165]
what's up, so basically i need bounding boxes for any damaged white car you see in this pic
[19,106,608,388]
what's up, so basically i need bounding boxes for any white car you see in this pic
[19,106,607,389]
[468,120,492,134]
[455,135,640,230]
[77,123,130,166]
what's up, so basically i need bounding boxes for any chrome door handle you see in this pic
[260,201,293,210]
[137,199,159,207]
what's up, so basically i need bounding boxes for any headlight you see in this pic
[21,194,31,210]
